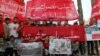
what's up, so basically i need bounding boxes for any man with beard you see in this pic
[9,17,19,56]
[9,17,19,38]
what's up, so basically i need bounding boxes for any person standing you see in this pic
[9,17,19,38]
[18,21,25,38]
[87,18,98,55]
[26,18,33,26]
[79,20,86,55]
[42,20,48,26]
[3,18,10,40]
[5,36,15,56]
[47,18,55,26]
[71,41,80,56]
[42,36,49,56]
[73,21,78,25]
[63,20,69,26]
[57,21,62,26]
[9,17,19,56]
[90,18,99,55]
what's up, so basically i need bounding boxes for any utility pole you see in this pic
[77,0,83,24]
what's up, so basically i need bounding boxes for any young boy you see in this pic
[71,41,80,56]
[5,36,15,56]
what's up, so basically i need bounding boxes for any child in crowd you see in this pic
[5,35,19,56]
[5,36,15,56]
[71,41,80,56]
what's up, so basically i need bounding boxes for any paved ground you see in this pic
[81,54,99,56]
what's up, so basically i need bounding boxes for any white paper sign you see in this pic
[49,39,72,54]
[97,20,100,28]
[17,42,42,56]
[86,31,100,41]
[86,34,93,41]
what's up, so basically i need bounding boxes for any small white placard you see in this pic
[97,20,100,28]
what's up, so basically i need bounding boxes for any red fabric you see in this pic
[26,0,78,21]
[22,37,30,43]
[0,0,18,17]
[90,0,100,25]
[0,23,4,37]
[0,0,25,21]
[15,14,26,22]
[16,1,25,21]
[14,0,25,6]
[21,26,86,42]
[92,33,100,40]
[43,41,49,49]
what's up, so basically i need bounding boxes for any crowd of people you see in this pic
[85,18,100,56]
[0,14,99,56]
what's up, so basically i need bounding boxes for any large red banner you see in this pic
[0,0,18,18]
[0,0,25,20]
[90,0,100,25]
[91,0,100,18]
[21,26,86,42]
[26,0,79,21]
[14,0,24,6]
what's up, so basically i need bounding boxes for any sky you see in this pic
[24,0,92,24]
[81,0,92,21]
[73,0,92,21]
